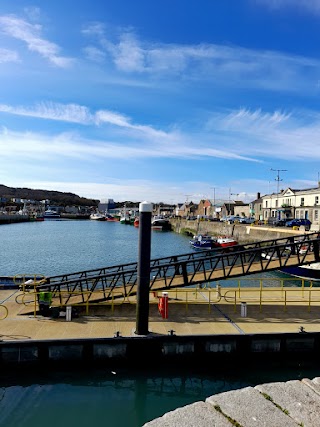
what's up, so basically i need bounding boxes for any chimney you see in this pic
[257,192,261,200]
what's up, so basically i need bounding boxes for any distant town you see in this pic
[0,183,320,229]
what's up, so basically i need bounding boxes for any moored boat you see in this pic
[89,212,106,221]
[189,234,216,249]
[281,263,320,281]
[261,244,320,281]
[105,214,119,222]
[214,235,238,248]
[190,234,238,250]
[43,209,60,219]
[151,215,171,231]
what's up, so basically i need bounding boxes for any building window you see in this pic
[315,196,319,205]
[275,200,278,207]
[265,201,268,208]
[315,210,319,221]
[300,198,304,206]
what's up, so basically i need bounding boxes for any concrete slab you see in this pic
[206,386,298,427]
[255,379,320,426]
[143,401,233,426]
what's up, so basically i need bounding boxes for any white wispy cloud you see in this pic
[0,14,73,67]
[0,48,19,63]
[255,0,320,14]
[0,102,93,124]
[80,24,320,94]
[3,101,320,163]
[209,107,320,160]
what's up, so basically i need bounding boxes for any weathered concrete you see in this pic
[144,377,320,426]
[143,401,232,426]
[255,380,320,426]
[170,219,311,244]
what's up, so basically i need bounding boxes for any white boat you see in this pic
[89,212,106,221]
[261,246,320,281]
[280,263,320,281]
[43,209,60,219]
[151,215,171,231]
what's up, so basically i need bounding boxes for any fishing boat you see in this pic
[134,217,139,227]
[190,234,238,250]
[105,214,119,222]
[214,236,238,248]
[189,235,216,249]
[29,213,45,221]
[89,212,106,221]
[119,204,134,224]
[151,215,171,231]
[43,209,60,219]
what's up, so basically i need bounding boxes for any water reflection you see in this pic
[1,363,320,427]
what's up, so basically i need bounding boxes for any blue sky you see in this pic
[1,0,320,204]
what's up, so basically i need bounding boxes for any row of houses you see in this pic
[254,185,320,227]
[162,184,320,229]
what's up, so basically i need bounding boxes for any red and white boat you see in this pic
[213,236,238,248]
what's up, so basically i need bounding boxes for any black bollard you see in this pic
[135,201,153,335]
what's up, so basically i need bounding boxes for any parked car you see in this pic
[239,217,255,224]
[285,218,311,229]
[268,218,292,227]
[224,215,241,224]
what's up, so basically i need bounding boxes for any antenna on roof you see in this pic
[271,168,287,195]
[271,168,287,220]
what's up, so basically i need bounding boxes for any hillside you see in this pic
[0,185,99,207]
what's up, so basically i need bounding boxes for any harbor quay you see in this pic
[2,286,320,426]
[1,288,320,426]
[1,286,320,365]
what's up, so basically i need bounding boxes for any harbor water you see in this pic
[0,219,319,427]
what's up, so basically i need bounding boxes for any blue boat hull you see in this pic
[281,264,320,281]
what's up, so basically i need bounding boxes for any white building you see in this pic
[260,186,320,229]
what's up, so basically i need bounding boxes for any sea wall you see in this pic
[0,214,29,224]
[170,219,308,244]
[1,332,319,368]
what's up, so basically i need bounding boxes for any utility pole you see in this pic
[228,188,239,216]
[210,187,216,218]
[271,168,287,220]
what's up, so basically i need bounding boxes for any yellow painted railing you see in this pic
[14,276,320,317]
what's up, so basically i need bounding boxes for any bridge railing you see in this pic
[29,233,320,304]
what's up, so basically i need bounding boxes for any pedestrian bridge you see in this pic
[21,232,320,307]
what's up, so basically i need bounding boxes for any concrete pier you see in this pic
[143,377,320,426]
[1,286,320,425]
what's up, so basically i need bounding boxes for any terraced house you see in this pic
[259,186,320,230]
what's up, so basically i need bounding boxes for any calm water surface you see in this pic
[0,220,314,427]
[0,220,191,276]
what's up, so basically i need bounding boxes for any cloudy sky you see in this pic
[1,0,320,204]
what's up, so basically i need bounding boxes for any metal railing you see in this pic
[18,232,320,306]
[14,276,320,317]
